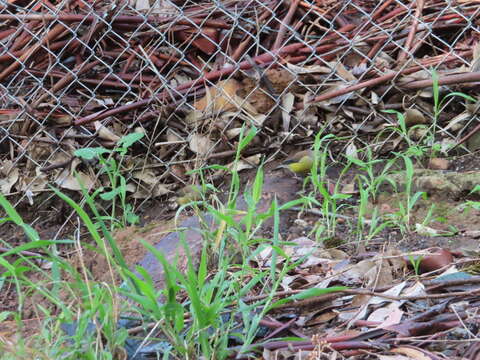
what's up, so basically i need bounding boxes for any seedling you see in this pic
[74,132,145,229]
[408,254,423,276]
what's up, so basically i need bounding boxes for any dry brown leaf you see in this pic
[281,93,295,132]
[225,128,243,140]
[131,169,171,197]
[166,129,183,142]
[404,108,427,127]
[368,302,403,325]
[347,282,406,325]
[286,63,332,74]
[341,182,356,195]
[334,61,356,82]
[132,169,158,185]
[226,154,261,172]
[131,182,171,199]
[343,259,376,283]
[19,167,48,195]
[188,133,213,156]
[95,121,120,143]
[0,160,19,194]
[55,169,95,191]
[345,142,358,159]
[194,79,240,112]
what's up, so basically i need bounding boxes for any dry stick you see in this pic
[350,0,396,39]
[265,340,387,352]
[0,28,15,40]
[8,0,46,53]
[26,69,141,89]
[0,14,231,28]
[402,71,480,89]
[0,39,72,62]
[274,287,480,311]
[32,60,101,107]
[360,39,385,66]
[397,0,425,63]
[372,0,396,21]
[0,23,66,81]
[304,68,480,109]
[457,123,480,148]
[301,70,411,109]
[74,42,304,126]
[208,147,267,159]
[299,23,356,54]
[272,0,300,50]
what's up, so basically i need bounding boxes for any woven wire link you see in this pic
[0,0,479,216]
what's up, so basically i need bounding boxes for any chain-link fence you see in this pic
[1,0,479,224]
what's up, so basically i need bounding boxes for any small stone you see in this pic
[428,158,449,170]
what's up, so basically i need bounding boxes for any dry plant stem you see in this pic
[0,23,66,81]
[230,5,275,61]
[265,340,387,352]
[208,147,267,159]
[300,23,355,55]
[274,287,480,311]
[0,13,231,29]
[272,0,300,51]
[245,275,480,308]
[360,39,385,66]
[0,39,72,62]
[9,0,45,53]
[397,0,425,63]
[351,0,396,39]
[26,69,142,89]
[457,122,480,148]
[74,42,304,126]
[305,68,480,109]
[302,69,414,108]
[402,71,480,89]
[262,318,296,340]
[297,0,326,15]
[33,60,101,107]
[0,28,15,40]
[372,0,396,21]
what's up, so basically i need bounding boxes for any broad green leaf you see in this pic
[100,187,123,201]
[118,132,145,149]
[74,147,110,160]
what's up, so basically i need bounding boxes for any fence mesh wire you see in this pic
[1,0,479,221]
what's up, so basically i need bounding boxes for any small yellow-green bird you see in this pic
[282,150,315,175]
[176,184,203,206]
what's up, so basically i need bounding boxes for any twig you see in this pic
[397,0,425,63]
[272,0,299,50]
